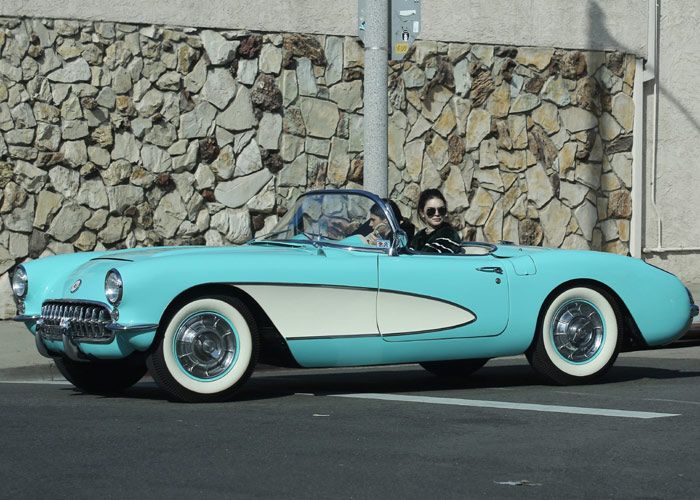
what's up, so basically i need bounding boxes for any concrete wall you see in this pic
[1,0,648,55]
[643,1,700,283]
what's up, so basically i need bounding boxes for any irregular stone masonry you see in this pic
[0,18,635,317]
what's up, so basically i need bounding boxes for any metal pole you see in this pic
[362,0,389,198]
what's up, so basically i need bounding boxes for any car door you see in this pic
[377,252,509,341]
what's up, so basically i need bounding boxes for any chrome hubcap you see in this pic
[552,300,604,362]
[174,313,237,379]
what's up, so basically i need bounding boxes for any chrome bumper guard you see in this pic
[14,299,158,347]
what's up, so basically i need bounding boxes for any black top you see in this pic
[410,223,462,254]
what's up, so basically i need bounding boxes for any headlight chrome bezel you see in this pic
[11,266,28,300]
[104,269,123,306]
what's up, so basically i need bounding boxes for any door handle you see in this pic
[476,266,503,274]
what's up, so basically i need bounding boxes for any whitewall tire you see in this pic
[148,296,258,402]
[527,286,621,385]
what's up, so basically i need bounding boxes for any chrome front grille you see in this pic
[37,300,113,342]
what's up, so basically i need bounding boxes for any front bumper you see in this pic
[14,301,158,362]
[15,315,158,342]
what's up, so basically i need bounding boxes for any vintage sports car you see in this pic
[12,190,699,402]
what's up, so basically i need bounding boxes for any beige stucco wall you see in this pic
[643,2,700,284]
[1,0,648,55]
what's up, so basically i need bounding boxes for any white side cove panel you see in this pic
[237,284,475,339]
[377,291,475,335]
[236,285,379,339]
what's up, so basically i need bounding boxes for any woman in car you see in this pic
[410,189,462,254]
[349,199,415,246]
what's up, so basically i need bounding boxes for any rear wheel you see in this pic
[55,353,147,395]
[527,286,621,385]
[420,358,489,378]
[147,296,258,403]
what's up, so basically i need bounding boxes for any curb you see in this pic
[0,362,63,382]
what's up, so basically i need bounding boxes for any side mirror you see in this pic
[389,230,408,256]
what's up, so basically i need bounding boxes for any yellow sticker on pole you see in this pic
[394,42,409,55]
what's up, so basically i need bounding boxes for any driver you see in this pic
[365,200,415,246]
[366,203,392,245]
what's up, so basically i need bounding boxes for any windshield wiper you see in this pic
[247,239,302,248]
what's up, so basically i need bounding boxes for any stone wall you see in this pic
[0,18,635,317]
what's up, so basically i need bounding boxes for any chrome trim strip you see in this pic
[287,333,382,341]
[380,320,476,337]
[42,298,112,308]
[13,314,40,322]
[105,323,159,334]
[253,238,389,254]
[464,242,498,252]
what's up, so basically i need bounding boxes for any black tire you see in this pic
[420,358,489,378]
[55,353,147,395]
[526,286,622,385]
[147,295,259,403]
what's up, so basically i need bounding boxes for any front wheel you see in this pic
[420,358,489,378]
[147,296,259,403]
[55,353,147,395]
[527,286,621,385]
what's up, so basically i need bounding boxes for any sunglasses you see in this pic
[425,206,447,217]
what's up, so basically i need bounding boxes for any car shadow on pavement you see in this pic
[239,364,700,399]
[88,362,700,403]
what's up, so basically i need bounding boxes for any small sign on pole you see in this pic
[358,0,421,60]
[390,0,421,60]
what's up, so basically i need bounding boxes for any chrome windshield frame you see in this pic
[250,189,402,254]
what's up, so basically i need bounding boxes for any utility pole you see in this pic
[358,1,421,198]
[359,0,389,198]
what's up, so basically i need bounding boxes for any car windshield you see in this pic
[257,191,394,248]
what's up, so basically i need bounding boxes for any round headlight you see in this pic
[12,266,28,299]
[105,269,123,305]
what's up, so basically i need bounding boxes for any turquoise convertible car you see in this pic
[11,190,698,402]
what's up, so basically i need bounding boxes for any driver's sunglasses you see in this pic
[425,206,447,217]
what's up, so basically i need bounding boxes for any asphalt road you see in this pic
[1,353,699,499]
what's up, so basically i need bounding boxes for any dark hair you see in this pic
[385,199,402,222]
[370,202,387,219]
[417,189,448,213]
[385,199,415,240]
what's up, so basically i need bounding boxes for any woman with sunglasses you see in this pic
[410,189,462,254]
